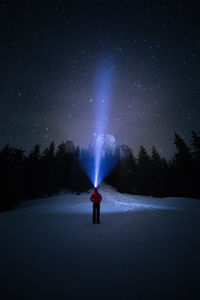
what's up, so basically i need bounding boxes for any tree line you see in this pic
[0,131,200,212]
[0,141,92,212]
[106,131,200,199]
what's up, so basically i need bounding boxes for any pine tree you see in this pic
[151,146,162,166]
[25,144,42,199]
[135,146,151,195]
[116,147,136,194]
[172,133,194,197]
[42,142,57,195]
[29,144,41,160]
[138,145,150,164]
[149,146,169,196]
[0,144,25,210]
[174,133,192,164]
[191,131,200,161]
[190,131,200,197]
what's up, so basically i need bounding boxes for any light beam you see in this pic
[93,63,113,187]
[78,61,118,187]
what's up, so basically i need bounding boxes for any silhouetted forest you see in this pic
[0,131,200,212]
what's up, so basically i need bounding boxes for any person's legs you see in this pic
[93,204,96,224]
[97,203,100,223]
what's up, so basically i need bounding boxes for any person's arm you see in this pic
[90,194,94,202]
[99,194,102,202]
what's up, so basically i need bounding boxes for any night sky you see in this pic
[1,0,200,158]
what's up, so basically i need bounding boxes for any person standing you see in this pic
[90,187,102,224]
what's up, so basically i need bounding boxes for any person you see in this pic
[90,187,102,224]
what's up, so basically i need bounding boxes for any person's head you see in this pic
[94,187,98,192]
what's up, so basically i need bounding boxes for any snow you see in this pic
[1,183,200,299]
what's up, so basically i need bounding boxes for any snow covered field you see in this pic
[1,184,200,299]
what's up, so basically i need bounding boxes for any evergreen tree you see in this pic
[43,141,56,160]
[0,144,25,210]
[42,142,57,195]
[55,142,69,189]
[29,144,41,160]
[138,145,150,164]
[108,145,136,194]
[136,146,151,195]
[105,148,120,187]
[25,144,42,199]
[174,133,192,164]
[117,149,136,193]
[190,131,200,197]
[151,146,162,166]
[69,159,92,193]
[171,133,194,197]
[149,146,169,196]
[191,131,200,161]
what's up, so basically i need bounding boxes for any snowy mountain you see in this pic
[88,133,133,160]
[1,183,200,299]
[88,133,117,155]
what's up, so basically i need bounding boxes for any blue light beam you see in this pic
[94,64,114,187]
[78,62,118,187]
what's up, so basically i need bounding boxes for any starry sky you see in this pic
[1,0,200,158]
